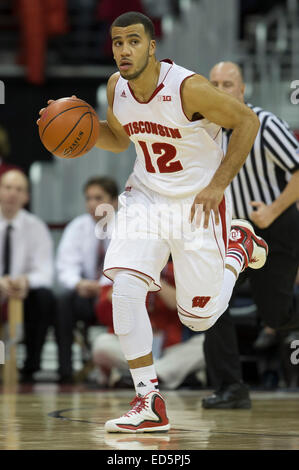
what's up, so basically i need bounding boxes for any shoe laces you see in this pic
[124,395,148,417]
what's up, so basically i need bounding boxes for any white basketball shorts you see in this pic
[104,175,232,318]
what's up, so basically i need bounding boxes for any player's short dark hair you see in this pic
[83,176,119,199]
[111,11,155,40]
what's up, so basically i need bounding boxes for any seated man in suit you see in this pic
[55,176,118,383]
[0,170,54,382]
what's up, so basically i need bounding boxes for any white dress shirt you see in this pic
[0,209,54,288]
[56,213,111,290]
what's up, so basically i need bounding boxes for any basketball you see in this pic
[38,97,100,158]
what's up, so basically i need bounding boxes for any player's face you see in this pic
[85,184,115,221]
[210,65,245,102]
[0,172,29,215]
[111,24,155,80]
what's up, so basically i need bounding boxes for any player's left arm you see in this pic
[182,74,260,227]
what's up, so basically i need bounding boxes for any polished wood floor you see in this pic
[0,386,299,450]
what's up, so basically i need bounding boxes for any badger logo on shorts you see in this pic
[229,229,242,242]
[192,296,211,308]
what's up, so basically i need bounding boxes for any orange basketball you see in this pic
[38,97,100,158]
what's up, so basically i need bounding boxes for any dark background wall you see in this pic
[0,77,105,173]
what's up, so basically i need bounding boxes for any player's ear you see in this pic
[149,39,156,57]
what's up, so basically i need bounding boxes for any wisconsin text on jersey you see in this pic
[123,121,182,139]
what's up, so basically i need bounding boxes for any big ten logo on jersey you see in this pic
[158,95,172,102]
[192,296,211,308]
[0,80,4,104]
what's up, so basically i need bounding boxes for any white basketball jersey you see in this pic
[113,59,223,198]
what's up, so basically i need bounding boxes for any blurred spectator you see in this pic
[15,0,69,83]
[252,202,299,384]
[55,176,118,383]
[0,170,54,383]
[279,258,299,388]
[253,159,299,382]
[0,126,21,178]
[281,202,299,386]
[92,261,206,389]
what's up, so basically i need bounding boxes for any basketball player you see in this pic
[38,12,268,433]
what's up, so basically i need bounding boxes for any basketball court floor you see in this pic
[1,385,299,450]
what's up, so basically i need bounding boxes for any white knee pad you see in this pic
[112,270,149,336]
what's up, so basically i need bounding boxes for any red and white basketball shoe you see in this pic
[229,219,269,270]
[104,391,170,433]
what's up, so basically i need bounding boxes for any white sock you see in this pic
[226,248,244,275]
[205,251,245,329]
[220,267,239,309]
[130,365,159,397]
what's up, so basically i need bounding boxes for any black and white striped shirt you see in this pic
[223,103,299,219]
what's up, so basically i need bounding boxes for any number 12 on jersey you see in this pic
[138,140,183,174]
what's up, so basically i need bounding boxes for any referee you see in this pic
[202,61,299,409]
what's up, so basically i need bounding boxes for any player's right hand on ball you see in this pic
[36,100,54,125]
[36,95,78,125]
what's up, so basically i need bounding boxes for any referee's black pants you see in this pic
[204,204,299,388]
